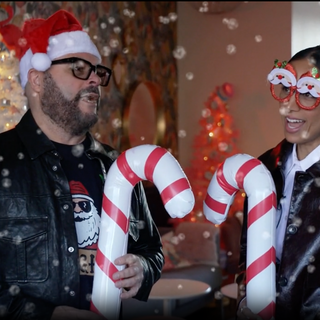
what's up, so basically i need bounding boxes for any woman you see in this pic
[237,45,320,320]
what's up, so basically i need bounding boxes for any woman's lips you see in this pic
[285,117,305,133]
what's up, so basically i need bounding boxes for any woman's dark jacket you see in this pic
[0,110,164,319]
[238,139,320,320]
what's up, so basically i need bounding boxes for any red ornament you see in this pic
[0,4,23,56]
[222,82,234,98]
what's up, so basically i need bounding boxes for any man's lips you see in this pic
[80,93,100,103]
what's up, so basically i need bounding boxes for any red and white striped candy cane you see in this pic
[203,153,276,320]
[90,144,195,319]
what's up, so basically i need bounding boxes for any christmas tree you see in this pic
[0,44,28,133]
[173,83,245,225]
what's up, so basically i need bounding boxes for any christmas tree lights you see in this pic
[0,44,27,133]
[173,83,245,225]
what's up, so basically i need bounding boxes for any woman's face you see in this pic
[279,58,320,160]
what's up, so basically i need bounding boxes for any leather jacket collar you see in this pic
[16,109,119,161]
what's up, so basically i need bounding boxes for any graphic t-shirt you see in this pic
[53,137,103,310]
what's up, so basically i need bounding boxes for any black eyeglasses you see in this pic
[51,57,112,87]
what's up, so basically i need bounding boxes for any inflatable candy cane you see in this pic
[90,144,195,319]
[203,153,276,320]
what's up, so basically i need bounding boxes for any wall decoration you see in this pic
[122,81,165,150]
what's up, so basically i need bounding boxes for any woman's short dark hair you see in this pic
[289,45,320,70]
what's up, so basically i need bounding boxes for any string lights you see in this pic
[0,46,27,133]
[172,83,245,226]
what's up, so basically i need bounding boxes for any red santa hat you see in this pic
[18,9,101,89]
[69,180,92,201]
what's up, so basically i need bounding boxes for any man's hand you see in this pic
[51,306,106,320]
[112,253,144,299]
[236,298,263,320]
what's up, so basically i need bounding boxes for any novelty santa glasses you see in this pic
[267,59,320,110]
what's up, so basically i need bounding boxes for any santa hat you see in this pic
[18,9,101,89]
[69,180,92,201]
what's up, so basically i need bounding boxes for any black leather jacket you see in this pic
[0,110,164,320]
[239,139,320,320]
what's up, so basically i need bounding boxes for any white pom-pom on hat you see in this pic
[31,53,52,71]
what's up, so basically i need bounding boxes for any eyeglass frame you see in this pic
[51,57,113,87]
[267,59,320,110]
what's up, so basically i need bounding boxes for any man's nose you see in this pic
[88,68,102,86]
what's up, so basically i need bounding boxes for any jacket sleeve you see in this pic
[127,182,165,301]
[0,281,55,320]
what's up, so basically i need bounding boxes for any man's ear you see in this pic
[27,69,42,93]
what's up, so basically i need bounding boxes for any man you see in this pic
[0,9,164,320]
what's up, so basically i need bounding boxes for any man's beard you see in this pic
[41,72,99,136]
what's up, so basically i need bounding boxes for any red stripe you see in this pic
[117,152,141,186]
[236,158,261,189]
[248,192,276,228]
[90,300,101,315]
[95,247,118,282]
[145,147,167,181]
[258,300,276,320]
[247,247,276,283]
[102,194,129,233]
[216,163,238,195]
[160,178,191,205]
[204,193,228,215]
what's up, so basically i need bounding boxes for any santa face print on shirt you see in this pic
[69,180,100,248]
[54,139,104,306]
[70,180,100,277]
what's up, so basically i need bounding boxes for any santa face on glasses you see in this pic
[267,59,320,110]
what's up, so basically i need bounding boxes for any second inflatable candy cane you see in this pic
[203,153,276,320]
[90,144,195,319]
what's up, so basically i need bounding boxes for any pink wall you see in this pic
[177,2,291,169]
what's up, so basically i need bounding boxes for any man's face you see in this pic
[40,53,101,136]
[40,72,99,136]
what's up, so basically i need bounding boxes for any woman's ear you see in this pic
[27,68,42,93]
